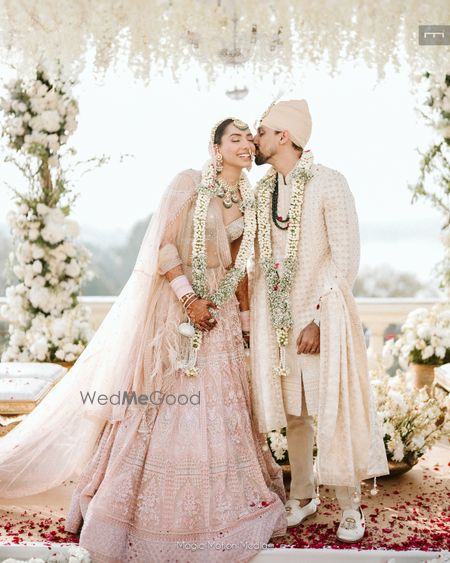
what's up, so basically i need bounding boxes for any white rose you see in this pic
[51,318,67,339]
[13,264,24,278]
[28,114,44,132]
[36,203,50,215]
[66,260,81,277]
[37,83,48,97]
[30,336,49,361]
[421,345,435,360]
[41,223,65,244]
[28,228,39,241]
[40,109,61,133]
[31,245,45,259]
[32,260,43,274]
[435,346,447,359]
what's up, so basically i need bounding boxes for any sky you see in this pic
[0,55,445,285]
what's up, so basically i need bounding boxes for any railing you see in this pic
[0,297,445,357]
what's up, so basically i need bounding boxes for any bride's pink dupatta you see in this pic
[0,170,200,498]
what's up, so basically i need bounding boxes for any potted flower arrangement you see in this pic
[371,366,450,475]
[383,304,450,392]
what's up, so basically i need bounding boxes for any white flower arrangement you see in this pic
[1,68,77,166]
[256,151,314,377]
[383,304,450,368]
[186,160,256,376]
[0,69,94,363]
[371,367,450,464]
[3,545,91,563]
[267,430,289,462]
[267,367,450,467]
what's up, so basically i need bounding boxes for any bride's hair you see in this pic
[213,118,234,145]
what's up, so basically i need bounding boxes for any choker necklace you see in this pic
[216,176,242,209]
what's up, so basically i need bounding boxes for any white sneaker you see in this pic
[336,508,365,543]
[285,498,318,527]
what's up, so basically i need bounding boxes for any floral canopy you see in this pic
[0,0,448,82]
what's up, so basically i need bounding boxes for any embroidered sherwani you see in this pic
[250,162,388,488]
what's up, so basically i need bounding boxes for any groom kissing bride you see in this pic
[0,100,388,562]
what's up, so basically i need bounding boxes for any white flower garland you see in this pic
[185,160,256,376]
[256,151,314,377]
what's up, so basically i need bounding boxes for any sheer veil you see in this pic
[0,169,200,498]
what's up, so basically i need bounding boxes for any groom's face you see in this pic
[254,126,280,165]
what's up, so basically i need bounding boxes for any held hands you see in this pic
[186,299,218,332]
[296,321,320,354]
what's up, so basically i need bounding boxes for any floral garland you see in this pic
[256,151,314,377]
[185,160,256,376]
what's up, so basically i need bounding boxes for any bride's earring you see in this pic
[215,152,223,172]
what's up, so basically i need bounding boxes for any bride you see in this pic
[0,118,287,562]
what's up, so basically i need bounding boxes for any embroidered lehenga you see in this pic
[60,167,286,561]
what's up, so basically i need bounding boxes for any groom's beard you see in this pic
[254,148,270,165]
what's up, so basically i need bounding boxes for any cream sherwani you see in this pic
[250,162,388,491]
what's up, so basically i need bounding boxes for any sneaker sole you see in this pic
[336,530,365,544]
[287,509,317,528]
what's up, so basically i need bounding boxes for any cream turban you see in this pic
[260,99,312,149]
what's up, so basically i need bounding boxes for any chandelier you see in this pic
[0,0,447,83]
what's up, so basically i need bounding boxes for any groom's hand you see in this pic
[296,322,320,354]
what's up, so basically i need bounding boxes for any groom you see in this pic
[250,99,388,542]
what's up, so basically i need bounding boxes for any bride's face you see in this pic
[216,124,255,170]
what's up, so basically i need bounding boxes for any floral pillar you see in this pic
[0,69,93,363]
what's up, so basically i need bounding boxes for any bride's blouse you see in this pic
[157,169,244,279]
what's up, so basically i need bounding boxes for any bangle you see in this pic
[180,291,195,304]
[183,295,199,310]
[312,318,320,327]
[170,275,194,300]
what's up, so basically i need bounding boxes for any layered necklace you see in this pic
[215,176,242,209]
[256,151,314,377]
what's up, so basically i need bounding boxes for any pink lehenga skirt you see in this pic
[65,296,287,562]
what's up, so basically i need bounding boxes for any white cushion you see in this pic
[0,362,67,403]
[0,362,66,381]
[435,363,450,392]
[0,377,49,400]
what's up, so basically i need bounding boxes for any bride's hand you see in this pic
[187,299,218,332]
